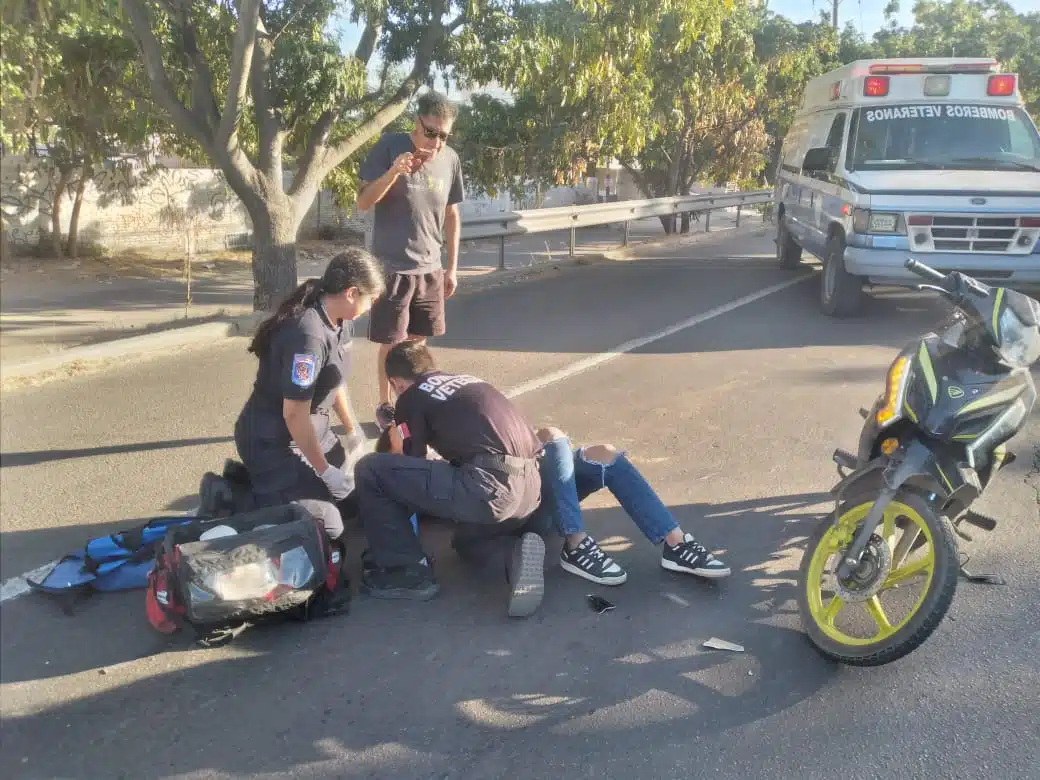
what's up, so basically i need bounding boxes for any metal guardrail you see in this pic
[461,189,773,269]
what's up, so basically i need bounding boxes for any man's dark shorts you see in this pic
[368,269,446,344]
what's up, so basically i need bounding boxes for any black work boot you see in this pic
[361,560,439,601]
[198,473,235,518]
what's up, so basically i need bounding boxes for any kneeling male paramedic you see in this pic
[355,341,545,616]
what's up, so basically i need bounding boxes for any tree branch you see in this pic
[621,159,653,198]
[290,109,336,194]
[286,0,464,207]
[121,0,213,146]
[288,79,381,195]
[122,0,259,212]
[172,0,221,134]
[316,10,450,179]
[354,19,382,65]
[250,14,283,181]
[216,0,261,151]
[446,13,466,33]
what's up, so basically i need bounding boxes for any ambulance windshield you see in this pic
[848,103,1040,171]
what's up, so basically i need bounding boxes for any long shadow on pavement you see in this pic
[1,491,831,685]
[1,493,840,779]
[432,257,959,358]
[0,436,236,469]
[0,277,254,315]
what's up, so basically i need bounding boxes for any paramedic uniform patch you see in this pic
[292,353,317,387]
[233,304,354,493]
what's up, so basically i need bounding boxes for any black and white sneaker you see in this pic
[560,535,628,586]
[662,534,731,579]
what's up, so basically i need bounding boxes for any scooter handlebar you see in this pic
[905,257,947,284]
[905,256,992,300]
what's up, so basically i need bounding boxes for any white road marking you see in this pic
[0,273,811,604]
[1,508,201,604]
[506,274,812,400]
[0,561,60,602]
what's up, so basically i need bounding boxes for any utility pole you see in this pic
[833,0,840,29]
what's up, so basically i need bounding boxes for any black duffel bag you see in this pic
[145,503,349,647]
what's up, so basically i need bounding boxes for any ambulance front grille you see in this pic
[907,215,1039,255]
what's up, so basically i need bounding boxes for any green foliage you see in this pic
[0,19,37,152]
[752,13,873,181]
[875,0,1040,119]
[110,0,562,306]
[4,0,1039,265]
[319,104,413,210]
[453,92,585,200]
[455,0,1040,201]
[43,15,163,167]
[0,1,173,256]
[618,2,770,199]
[454,0,739,195]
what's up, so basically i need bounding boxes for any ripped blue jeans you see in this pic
[530,434,679,545]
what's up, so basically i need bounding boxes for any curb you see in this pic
[0,320,244,383]
[603,222,771,260]
[0,223,765,384]
[0,256,602,384]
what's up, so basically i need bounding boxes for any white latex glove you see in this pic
[320,463,354,500]
[343,431,369,460]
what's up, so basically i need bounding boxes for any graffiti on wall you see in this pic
[2,155,590,256]
[0,157,253,254]
[1,161,57,246]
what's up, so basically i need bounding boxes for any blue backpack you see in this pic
[27,516,196,611]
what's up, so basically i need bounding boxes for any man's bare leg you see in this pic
[376,336,427,428]
[377,342,395,407]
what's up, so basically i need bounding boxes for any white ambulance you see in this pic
[772,58,1040,317]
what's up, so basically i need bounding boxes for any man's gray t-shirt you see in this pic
[359,132,465,274]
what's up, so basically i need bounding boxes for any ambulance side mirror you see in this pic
[801,147,833,175]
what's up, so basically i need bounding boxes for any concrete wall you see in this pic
[0,156,367,256]
[0,155,609,257]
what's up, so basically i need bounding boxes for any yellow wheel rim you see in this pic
[806,499,936,647]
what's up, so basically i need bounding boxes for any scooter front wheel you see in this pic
[797,484,959,666]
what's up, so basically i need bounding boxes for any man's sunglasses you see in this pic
[419,117,450,142]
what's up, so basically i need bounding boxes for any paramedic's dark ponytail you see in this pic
[249,247,384,356]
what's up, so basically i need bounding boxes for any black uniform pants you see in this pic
[243,440,359,540]
[354,452,542,569]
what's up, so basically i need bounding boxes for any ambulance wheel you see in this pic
[820,233,865,318]
[776,214,803,268]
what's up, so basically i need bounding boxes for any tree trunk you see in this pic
[67,167,90,259]
[50,166,72,258]
[249,198,301,311]
[0,218,11,264]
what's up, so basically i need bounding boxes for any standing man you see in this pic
[356,91,465,431]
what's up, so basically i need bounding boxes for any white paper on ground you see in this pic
[703,637,745,652]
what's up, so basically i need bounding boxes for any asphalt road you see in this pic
[1,228,1038,780]
[1,215,712,363]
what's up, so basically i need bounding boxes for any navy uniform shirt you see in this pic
[394,370,541,464]
[241,303,352,465]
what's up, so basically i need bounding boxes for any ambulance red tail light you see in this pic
[864,76,889,97]
[1021,217,1040,228]
[987,74,1016,96]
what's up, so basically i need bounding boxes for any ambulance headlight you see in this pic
[853,208,905,234]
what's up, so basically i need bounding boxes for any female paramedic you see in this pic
[233,247,386,541]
